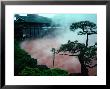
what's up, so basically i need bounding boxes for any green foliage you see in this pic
[83,43,97,64]
[70,21,97,36]
[70,21,97,47]
[50,68,68,76]
[36,65,49,71]
[19,67,42,76]
[78,31,87,35]
[19,67,68,76]
[57,40,85,54]
[14,40,37,75]
[70,21,97,31]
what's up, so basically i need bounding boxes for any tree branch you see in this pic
[58,54,78,56]
[86,64,97,68]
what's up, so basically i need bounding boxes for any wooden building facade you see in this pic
[14,14,53,41]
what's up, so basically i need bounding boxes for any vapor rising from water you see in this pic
[20,36,81,74]
[20,14,97,75]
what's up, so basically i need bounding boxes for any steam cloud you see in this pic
[20,37,81,74]
[20,14,97,75]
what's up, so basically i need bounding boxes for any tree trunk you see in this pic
[53,54,55,68]
[78,52,88,76]
[86,34,89,47]
[80,61,88,76]
[52,48,55,68]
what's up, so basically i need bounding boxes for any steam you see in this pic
[20,14,97,74]
[51,14,97,45]
[20,28,82,73]
[20,35,81,73]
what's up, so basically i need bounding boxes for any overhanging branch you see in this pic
[86,64,97,68]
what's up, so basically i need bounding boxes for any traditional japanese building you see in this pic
[14,14,54,40]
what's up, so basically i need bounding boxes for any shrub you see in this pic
[19,67,68,76]
[48,68,68,76]
[19,67,41,76]
[14,40,37,75]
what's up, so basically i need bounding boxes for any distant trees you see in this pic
[14,19,24,41]
[57,21,97,76]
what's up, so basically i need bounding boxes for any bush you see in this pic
[36,65,49,71]
[19,67,42,76]
[14,40,37,75]
[48,68,68,76]
[19,67,68,76]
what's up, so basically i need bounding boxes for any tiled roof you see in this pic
[15,14,52,24]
